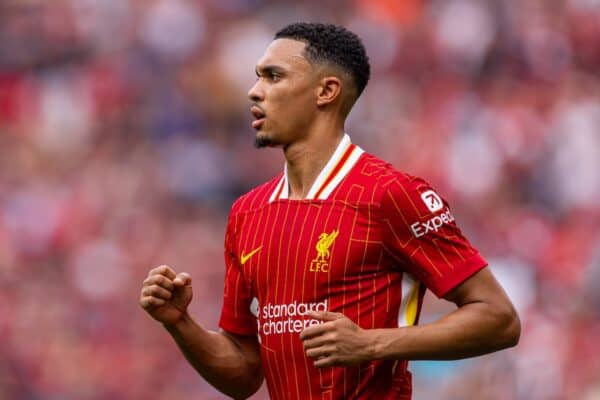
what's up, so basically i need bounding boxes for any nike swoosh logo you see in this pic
[240,246,262,265]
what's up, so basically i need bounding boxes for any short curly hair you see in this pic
[275,22,370,99]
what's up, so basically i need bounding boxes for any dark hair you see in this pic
[275,22,370,98]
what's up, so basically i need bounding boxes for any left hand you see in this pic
[300,311,374,368]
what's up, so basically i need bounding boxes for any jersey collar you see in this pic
[269,133,364,202]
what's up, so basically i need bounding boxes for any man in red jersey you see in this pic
[140,23,520,399]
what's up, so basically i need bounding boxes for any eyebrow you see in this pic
[255,65,286,76]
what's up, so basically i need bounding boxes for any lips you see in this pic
[251,105,266,129]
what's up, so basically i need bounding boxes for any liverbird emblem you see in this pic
[310,229,339,272]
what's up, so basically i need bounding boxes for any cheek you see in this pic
[278,101,310,131]
[283,88,314,116]
[268,83,314,129]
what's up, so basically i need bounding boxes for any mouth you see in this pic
[251,105,266,130]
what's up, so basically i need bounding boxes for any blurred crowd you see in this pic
[0,0,599,399]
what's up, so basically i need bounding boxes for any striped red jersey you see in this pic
[219,135,487,399]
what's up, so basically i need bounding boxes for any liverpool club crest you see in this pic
[309,229,339,272]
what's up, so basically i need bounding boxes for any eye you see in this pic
[270,73,281,82]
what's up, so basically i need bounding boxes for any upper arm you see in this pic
[444,267,511,307]
[380,176,487,297]
[219,214,257,336]
[443,267,520,341]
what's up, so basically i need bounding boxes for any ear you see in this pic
[316,76,342,107]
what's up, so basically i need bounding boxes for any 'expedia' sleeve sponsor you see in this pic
[381,175,487,298]
[218,214,257,336]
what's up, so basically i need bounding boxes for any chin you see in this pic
[254,131,280,149]
[254,133,276,148]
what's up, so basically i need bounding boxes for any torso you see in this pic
[228,154,415,399]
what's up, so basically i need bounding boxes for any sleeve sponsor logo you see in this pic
[411,207,455,238]
[250,297,259,317]
[420,190,444,212]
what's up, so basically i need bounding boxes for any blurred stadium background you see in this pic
[0,0,599,399]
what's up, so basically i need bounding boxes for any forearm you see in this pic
[371,301,520,361]
[164,313,262,399]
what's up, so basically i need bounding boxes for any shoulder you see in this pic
[230,173,283,216]
[353,153,437,206]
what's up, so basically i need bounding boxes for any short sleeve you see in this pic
[381,176,487,298]
[218,214,257,335]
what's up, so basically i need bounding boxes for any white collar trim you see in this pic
[268,134,364,202]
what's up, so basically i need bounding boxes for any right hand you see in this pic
[140,265,193,326]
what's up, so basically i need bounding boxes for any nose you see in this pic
[248,79,264,103]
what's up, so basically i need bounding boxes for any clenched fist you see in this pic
[140,265,193,326]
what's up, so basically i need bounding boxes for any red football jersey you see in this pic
[219,135,487,399]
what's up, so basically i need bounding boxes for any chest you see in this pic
[233,200,386,301]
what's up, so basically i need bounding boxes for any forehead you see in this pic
[256,38,312,71]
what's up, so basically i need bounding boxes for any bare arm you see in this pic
[371,267,520,360]
[300,267,520,367]
[140,265,263,399]
[165,315,263,399]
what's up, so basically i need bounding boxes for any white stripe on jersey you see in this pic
[398,273,420,327]
[268,133,363,202]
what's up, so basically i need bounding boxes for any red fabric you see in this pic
[219,153,487,399]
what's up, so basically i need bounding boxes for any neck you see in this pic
[284,127,345,200]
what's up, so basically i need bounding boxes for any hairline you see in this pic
[274,37,357,91]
